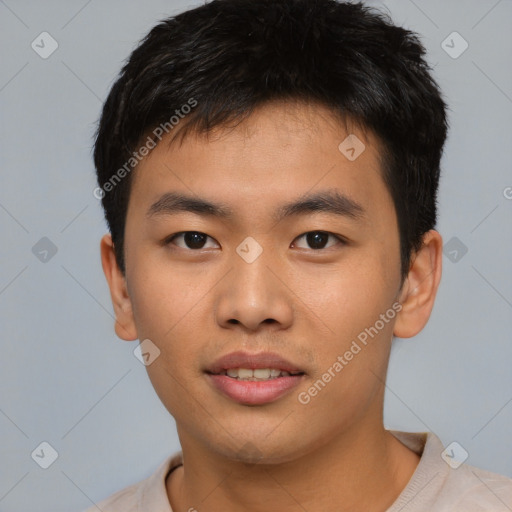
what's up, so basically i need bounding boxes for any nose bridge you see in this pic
[235,249,272,301]
[233,242,276,308]
[233,233,276,292]
[215,239,293,331]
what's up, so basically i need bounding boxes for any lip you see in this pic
[205,351,306,406]
[206,350,304,374]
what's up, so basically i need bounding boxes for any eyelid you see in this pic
[292,231,347,250]
[165,231,219,249]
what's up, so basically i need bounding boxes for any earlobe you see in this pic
[100,234,138,341]
[393,230,443,339]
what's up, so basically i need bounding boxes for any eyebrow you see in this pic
[146,190,365,223]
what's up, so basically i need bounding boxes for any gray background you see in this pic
[0,0,511,511]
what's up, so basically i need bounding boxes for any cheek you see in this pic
[292,250,398,412]
[126,258,218,392]
[294,255,397,342]
[295,284,395,436]
[127,264,209,417]
[127,253,205,339]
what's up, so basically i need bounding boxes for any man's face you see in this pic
[122,101,403,463]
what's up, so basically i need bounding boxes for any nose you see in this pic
[215,247,294,332]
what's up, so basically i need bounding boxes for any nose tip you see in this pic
[227,316,279,330]
[215,257,294,332]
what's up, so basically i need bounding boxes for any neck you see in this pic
[166,421,420,512]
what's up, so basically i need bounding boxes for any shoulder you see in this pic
[388,431,512,511]
[443,463,512,511]
[81,452,182,512]
[82,481,139,512]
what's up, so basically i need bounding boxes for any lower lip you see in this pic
[207,374,304,405]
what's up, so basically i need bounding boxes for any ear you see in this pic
[393,230,443,338]
[100,234,138,341]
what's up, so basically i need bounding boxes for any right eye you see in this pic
[164,231,220,250]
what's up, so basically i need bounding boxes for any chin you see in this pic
[201,429,316,466]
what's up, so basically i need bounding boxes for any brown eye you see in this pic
[166,232,218,250]
[293,231,344,250]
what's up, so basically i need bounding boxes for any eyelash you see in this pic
[164,231,347,251]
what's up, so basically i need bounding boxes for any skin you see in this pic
[101,100,442,512]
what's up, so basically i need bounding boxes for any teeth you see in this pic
[253,368,270,379]
[221,368,301,380]
[238,368,253,379]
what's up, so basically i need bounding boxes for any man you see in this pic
[87,0,512,510]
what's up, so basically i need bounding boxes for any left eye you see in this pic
[292,231,344,250]
[166,231,219,250]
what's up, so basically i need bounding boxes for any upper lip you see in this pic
[206,351,305,374]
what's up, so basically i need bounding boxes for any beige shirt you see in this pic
[84,431,512,511]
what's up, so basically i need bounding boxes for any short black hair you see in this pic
[94,0,449,280]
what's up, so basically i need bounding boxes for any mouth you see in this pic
[205,351,306,405]
[212,367,304,381]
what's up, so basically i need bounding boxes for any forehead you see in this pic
[128,101,392,224]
